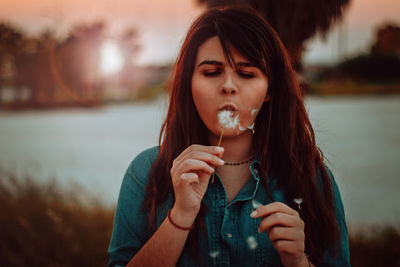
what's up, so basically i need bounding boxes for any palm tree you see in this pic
[196,0,350,72]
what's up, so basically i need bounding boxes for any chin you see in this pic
[223,127,249,137]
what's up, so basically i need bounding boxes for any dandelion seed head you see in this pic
[247,236,258,250]
[218,110,239,129]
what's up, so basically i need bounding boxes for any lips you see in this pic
[218,103,238,112]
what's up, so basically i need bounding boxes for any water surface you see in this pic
[1,95,399,228]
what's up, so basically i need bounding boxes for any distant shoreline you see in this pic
[308,82,400,96]
[1,84,400,111]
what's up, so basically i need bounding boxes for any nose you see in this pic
[220,74,238,95]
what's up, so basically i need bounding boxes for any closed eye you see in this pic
[238,71,255,78]
[203,70,222,77]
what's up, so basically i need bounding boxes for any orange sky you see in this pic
[0,0,399,65]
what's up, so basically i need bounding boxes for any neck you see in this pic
[208,130,254,162]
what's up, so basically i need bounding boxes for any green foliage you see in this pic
[0,174,114,266]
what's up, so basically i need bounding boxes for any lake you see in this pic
[1,95,399,228]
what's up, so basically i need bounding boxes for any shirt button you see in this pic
[253,169,259,175]
[225,233,233,238]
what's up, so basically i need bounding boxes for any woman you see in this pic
[108,6,350,267]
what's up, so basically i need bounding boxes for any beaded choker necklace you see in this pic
[223,156,255,166]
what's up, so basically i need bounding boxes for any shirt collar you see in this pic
[249,156,261,181]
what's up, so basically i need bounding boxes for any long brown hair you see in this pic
[142,6,340,264]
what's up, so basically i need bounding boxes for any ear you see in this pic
[264,94,271,103]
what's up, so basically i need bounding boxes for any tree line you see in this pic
[0,22,140,109]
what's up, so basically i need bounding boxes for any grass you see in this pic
[0,173,114,266]
[0,173,399,266]
[349,226,400,266]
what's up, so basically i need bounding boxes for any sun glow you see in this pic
[100,41,124,75]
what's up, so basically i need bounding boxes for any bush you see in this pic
[349,226,400,267]
[0,174,114,267]
[317,54,400,83]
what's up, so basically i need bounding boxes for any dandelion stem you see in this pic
[211,127,225,183]
[217,127,225,147]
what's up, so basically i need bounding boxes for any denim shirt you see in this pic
[108,146,350,267]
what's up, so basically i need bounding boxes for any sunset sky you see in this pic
[0,0,399,65]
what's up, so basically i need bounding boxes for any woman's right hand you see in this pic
[170,145,224,223]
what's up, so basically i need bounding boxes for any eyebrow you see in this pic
[236,62,256,67]
[198,60,223,67]
[197,60,256,68]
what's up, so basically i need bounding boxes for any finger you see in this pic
[180,172,200,185]
[177,145,224,162]
[274,240,305,255]
[267,226,304,243]
[251,202,298,218]
[171,154,217,182]
[172,145,224,174]
[185,150,225,167]
[179,158,215,175]
[258,212,301,233]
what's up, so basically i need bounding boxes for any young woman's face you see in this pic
[191,36,270,137]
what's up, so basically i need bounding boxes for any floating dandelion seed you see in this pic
[247,236,258,250]
[251,199,262,209]
[209,250,220,258]
[247,122,255,134]
[293,198,303,210]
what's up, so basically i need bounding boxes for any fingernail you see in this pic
[250,211,257,217]
[209,167,215,173]
[216,147,224,152]
[218,158,225,165]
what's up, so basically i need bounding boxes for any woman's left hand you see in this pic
[250,202,309,267]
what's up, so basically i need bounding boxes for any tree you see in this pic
[116,28,141,97]
[17,31,58,105]
[52,22,106,104]
[0,23,24,104]
[196,0,350,71]
[371,24,400,55]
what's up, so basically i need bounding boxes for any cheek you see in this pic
[242,86,268,120]
[192,76,214,103]
[191,76,203,108]
[191,78,216,126]
[192,85,209,113]
[242,100,263,123]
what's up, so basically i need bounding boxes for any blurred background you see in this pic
[0,0,399,266]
